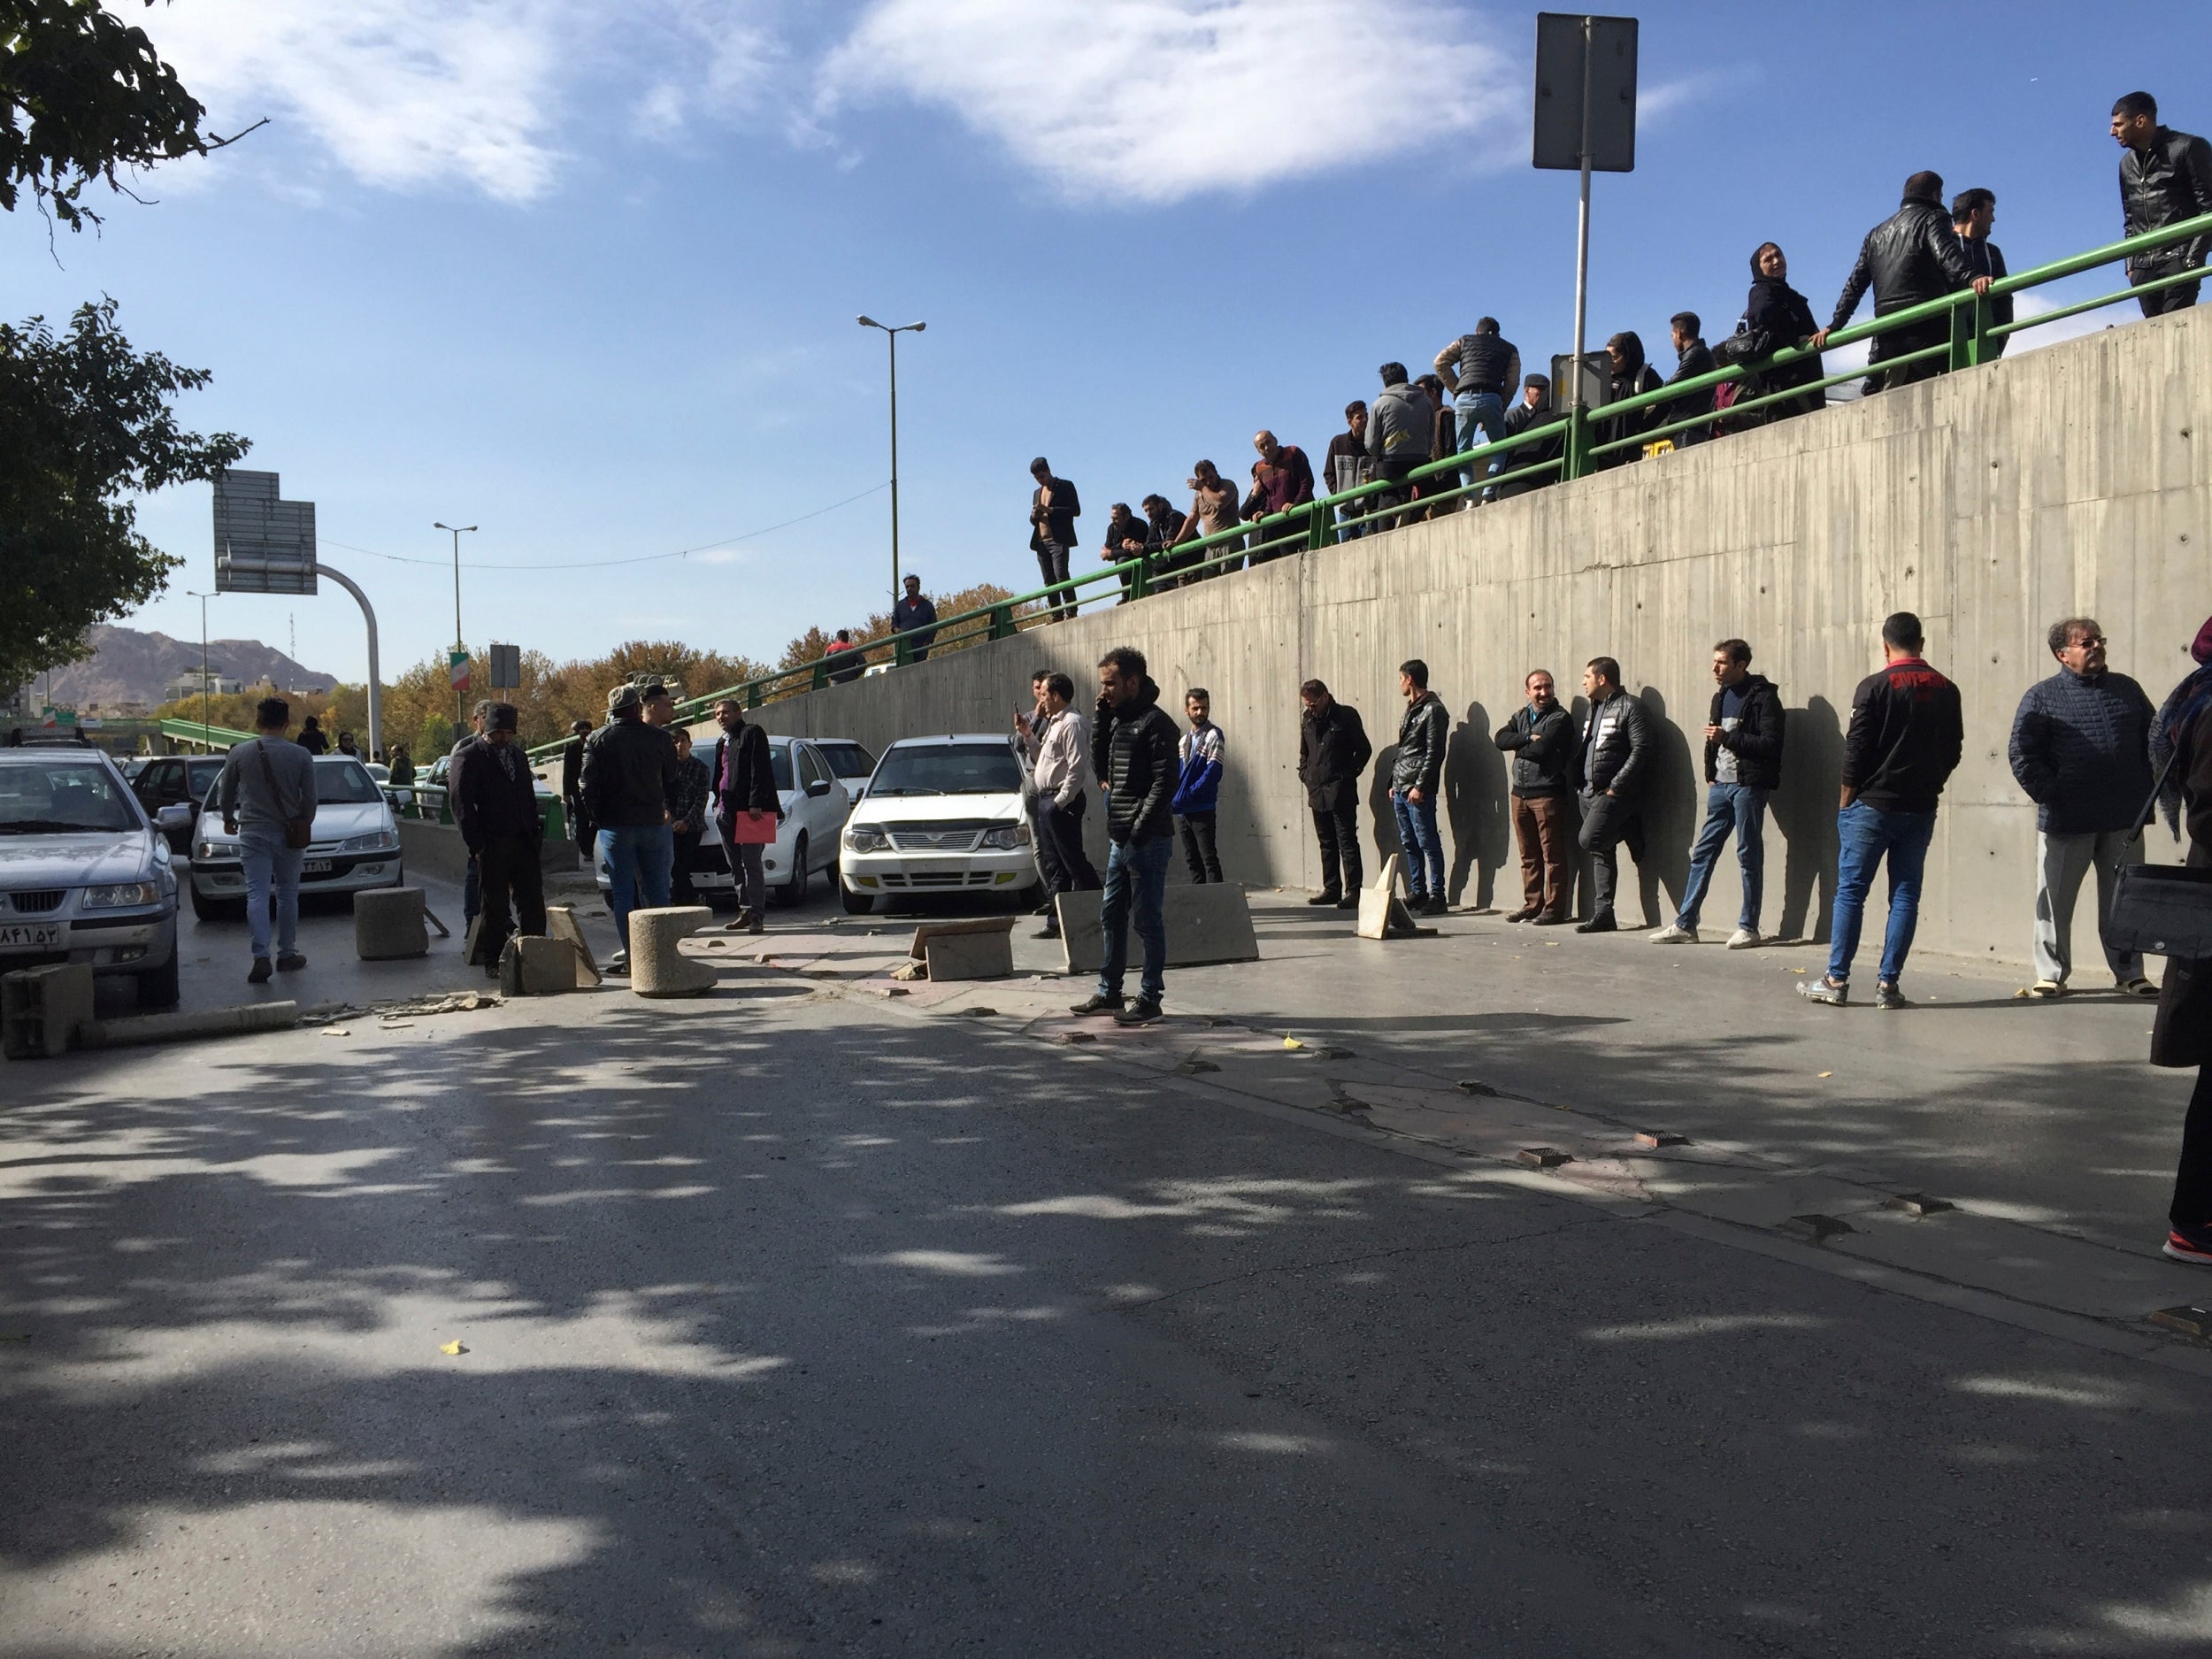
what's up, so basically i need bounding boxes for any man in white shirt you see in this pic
[1031,672,1100,938]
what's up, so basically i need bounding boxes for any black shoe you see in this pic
[275,951,307,972]
[1505,906,1537,924]
[1532,911,1573,926]
[1034,925,1062,940]
[1420,895,1449,916]
[1069,992,1125,1016]
[1115,997,1164,1025]
[1306,891,1341,907]
[247,956,273,984]
[1574,914,1617,933]
[1334,895,1360,910]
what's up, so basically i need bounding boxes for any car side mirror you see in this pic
[154,804,193,832]
[805,779,833,798]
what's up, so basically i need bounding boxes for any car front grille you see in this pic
[879,872,1000,888]
[887,828,983,853]
[6,889,65,914]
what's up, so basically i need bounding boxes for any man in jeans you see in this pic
[1030,672,1099,941]
[1432,317,1518,499]
[1574,657,1652,933]
[216,695,317,984]
[580,681,680,973]
[1389,659,1449,914]
[1172,688,1224,883]
[1801,611,1963,1010]
[1299,679,1372,909]
[2008,617,2158,997]
[1324,403,1371,541]
[1070,647,1179,1026]
[1494,669,1578,923]
[1653,640,1784,948]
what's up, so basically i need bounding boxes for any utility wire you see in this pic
[314,480,889,572]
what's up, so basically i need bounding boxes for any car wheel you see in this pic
[189,883,244,922]
[134,945,180,1010]
[779,833,809,905]
[840,879,874,915]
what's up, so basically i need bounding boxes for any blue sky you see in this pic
[7,0,2206,684]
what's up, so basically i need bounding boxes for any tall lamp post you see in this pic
[856,317,925,607]
[434,521,477,726]
[184,588,216,751]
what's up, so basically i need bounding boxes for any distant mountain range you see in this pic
[30,626,341,711]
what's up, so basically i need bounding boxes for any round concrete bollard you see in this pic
[627,906,718,998]
[355,886,429,960]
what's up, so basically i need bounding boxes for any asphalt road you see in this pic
[7,927,2212,1656]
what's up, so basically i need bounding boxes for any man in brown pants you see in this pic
[1494,669,1579,923]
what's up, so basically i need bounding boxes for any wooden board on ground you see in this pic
[1357,855,1435,940]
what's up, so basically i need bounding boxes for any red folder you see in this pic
[728,810,779,845]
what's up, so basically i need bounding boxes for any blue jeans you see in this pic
[1675,784,1769,931]
[598,824,673,951]
[1455,391,1508,495]
[1098,833,1171,1003]
[240,826,303,961]
[1390,788,1445,900]
[1827,802,1937,985]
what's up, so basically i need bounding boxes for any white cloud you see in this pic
[820,0,1519,204]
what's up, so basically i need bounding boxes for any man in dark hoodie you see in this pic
[1814,171,1987,395]
[1653,640,1784,948]
[1389,659,1449,914]
[1800,611,1963,1010]
[1070,647,1179,1026]
[1592,333,1662,470]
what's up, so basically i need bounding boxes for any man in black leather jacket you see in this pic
[1574,657,1652,933]
[1070,648,1180,1026]
[1815,172,1987,395]
[2113,91,2212,317]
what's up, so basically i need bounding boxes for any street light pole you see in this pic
[856,317,926,610]
[434,521,477,726]
[185,588,214,751]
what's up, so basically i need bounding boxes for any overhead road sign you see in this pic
[213,470,318,595]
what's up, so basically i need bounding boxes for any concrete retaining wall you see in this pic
[743,311,2212,969]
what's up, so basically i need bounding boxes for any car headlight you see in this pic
[82,881,161,909]
[843,824,888,854]
[338,830,400,854]
[979,819,1028,850]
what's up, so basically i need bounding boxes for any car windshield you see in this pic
[0,763,142,833]
[315,761,386,804]
[767,749,795,793]
[868,743,1023,795]
[818,742,877,779]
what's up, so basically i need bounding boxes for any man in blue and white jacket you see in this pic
[1171,688,1224,883]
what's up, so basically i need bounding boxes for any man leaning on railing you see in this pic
[2112,91,2212,318]
[1812,170,1986,396]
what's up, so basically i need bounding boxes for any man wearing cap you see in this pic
[580,682,681,973]
[449,703,547,974]
[1496,374,1563,499]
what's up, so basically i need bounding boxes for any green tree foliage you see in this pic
[2,0,223,230]
[1,298,248,694]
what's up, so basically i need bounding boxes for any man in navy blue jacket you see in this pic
[2008,617,2157,996]
[1171,689,1224,883]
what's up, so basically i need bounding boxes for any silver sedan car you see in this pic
[0,742,188,1007]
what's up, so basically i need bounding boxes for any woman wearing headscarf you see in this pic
[1591,331,1663,469]
[2150,615,2212,1264]
[1732,242,1825,424]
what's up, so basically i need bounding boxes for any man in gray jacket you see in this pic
[2008,617,2159,997]
[1390,659,1449,914]
[1574,657,1652,933]
[1364,364,1435,530]
[217,696,318,983]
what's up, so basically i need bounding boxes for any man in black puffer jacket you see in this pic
[1653,640,1785,949]
[1815,171,1986,395]
[1071,647,1180,1026]
[2113,91,2212,317]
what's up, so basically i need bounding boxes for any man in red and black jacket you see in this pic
[1801,611,1963,1010]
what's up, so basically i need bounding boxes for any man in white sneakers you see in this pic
[1653,640,1785,948]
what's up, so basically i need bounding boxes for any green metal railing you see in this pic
[157,718,260,751]
[526,208,2212,762]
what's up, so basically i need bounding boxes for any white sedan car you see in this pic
[188,756,406,919]
[837,734,1041,914]
[595,733,848,907]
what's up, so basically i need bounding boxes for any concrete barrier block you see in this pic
[542,905,602,986]
[355,886,429,960]
[2,962,96,1059]
[1056,883,1260,976]
[912,917,1015,982]
[499,934,578,995]
[629,906,717,998]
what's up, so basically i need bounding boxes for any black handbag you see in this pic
[2103,748,2212,958]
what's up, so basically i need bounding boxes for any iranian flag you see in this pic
[449,649,471,693]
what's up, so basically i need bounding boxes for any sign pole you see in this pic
[1569,14,1594,416]
[313,562,381,763]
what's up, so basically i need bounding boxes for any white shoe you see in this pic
[1726,928,1761,949]
[1649,923,1697,944]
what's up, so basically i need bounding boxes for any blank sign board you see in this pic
[1532,12,1638,173]
[213,469,318,595]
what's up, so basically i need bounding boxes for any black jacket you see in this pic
[1593,337,1663,469]
[1829,196,1977,331]
[559,735,586,804]
[708,723,780,820]
[1958,236,2013,340]
[1496,396,1563,496]
[449,739,541,852]
[1029,476,1080,550]
[1579,691,1652,797]
[1665,337,1717,437]
[1391,690,1448,793]
[1091,676,1179,842]
[2121,127,2212,272]
[580,717,680,829]
[1704,674,1785,790]
[1299,699,1372,811]
[826,641,865,684]
[1740,269,1824,413]
[1842,657,1963,814]
[1494,703,1577,797]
